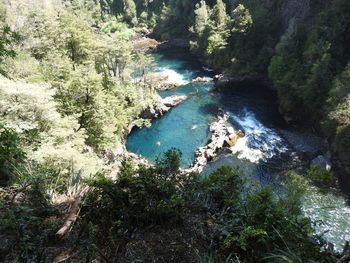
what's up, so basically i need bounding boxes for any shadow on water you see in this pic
[197,101,218,116]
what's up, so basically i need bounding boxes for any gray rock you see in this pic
[311,151,332,171]
[187,112,244,173]
[192,77,212,83]
[213,74,261,91]
[279,129,328,159]
[162,95,187,108]
[140,95,187,120]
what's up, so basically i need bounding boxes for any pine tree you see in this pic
[123,0,138,25]
[231,4,252,34]
[206,0,231,56]
[190,1,210,54]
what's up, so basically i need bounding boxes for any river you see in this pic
[126,48,350,250]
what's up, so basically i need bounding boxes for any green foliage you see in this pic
[0,25,20,76]
[0,124,25,186]
[155,147,182,176]
[0,76,104,178]
[123,0,138,25]
[231,4,253,34]
[200,169,335,263]
[323,66,350,165]
[2,0,156,152]
[82,150,185,249]
[200,166,244,208]
[0,171,60,262]
[307,166,334,188]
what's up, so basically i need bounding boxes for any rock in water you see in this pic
[140,95,188,120]
[192,77,212,83]
[162,95,187,108]
[187,112,244,173]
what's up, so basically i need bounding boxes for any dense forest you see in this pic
[0,0,349,262]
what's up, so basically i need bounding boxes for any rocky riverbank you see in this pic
[187,111,244,173]
[139,94,187,119]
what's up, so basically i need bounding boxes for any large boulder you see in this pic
[279,129,328,159]
[145,72,182,91]
[192,77,212,83]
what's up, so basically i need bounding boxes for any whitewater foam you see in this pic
[229,109,288,163]
[159,68,189,85]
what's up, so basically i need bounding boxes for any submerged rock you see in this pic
[187,112,244,173]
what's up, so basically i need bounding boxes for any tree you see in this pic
[60,14,95,68]
[231,4,252,34]
[0,26,20,76]
[189,1,210,54]
[123,0,138,25]
[93,33,132,87]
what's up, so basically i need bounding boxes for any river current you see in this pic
[126,49,350,249]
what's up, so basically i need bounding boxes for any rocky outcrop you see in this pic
[140,95,187,120]
[145,72,182,91]
[187,111,244,173]
[278,129,328,159]
[162,95,187,108]
[213,74,263,91]
[311,151,332,171]
[132,37,159,53]
[192,77,212,83]
[157,39,190,50]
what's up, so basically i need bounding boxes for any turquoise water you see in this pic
[126,49,350,249]
[126,88,218,166]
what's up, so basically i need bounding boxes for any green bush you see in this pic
[81,149,186,248]
[0,175,59,262]
[307,165,334,188]
[197,166,336,263]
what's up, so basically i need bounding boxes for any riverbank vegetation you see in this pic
[1,145,342,262]
[1,0,349,262]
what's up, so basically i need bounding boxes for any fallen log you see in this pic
[55,187,90,239]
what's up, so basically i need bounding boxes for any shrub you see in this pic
[307,165,334,188]
[81,150,186,249]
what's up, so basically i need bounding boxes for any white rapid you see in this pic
[302,187,350,250]
[229,109,288,163]
[158,68,189,86]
